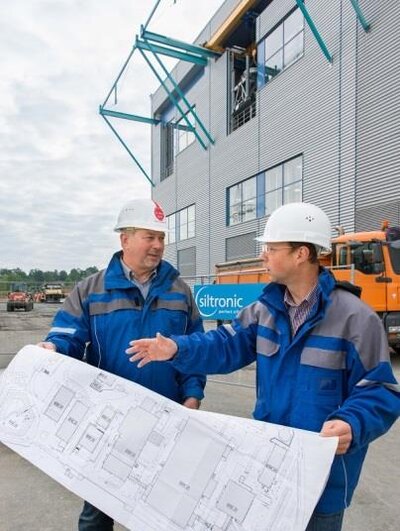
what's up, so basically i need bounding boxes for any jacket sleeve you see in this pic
[45,283,91,360]
[172,303,259,378]
[328,311,400,451]
[175,287,206,401]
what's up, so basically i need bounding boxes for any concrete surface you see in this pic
[0,303,399,530]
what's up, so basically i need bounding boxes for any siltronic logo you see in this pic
[195,286,244,318]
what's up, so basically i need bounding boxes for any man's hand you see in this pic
[320,419,352,454]
[126,332,178,368]
[37,342,56,351]
[182,397,201,410]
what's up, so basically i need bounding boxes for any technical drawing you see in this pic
[0,346,337,530]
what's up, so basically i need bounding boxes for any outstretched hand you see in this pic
[126,332,178,368]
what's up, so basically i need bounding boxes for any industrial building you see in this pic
[102,0,400,278]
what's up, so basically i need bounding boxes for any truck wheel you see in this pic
[7,304,13,312]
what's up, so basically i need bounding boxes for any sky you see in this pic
[0,0,225,272]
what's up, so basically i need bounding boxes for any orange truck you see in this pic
[215,223,400,353]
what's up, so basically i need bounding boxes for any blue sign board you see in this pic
[194,283,265,320]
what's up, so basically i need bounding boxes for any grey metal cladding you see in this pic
[313,290,391,370]
[63,270,106,318]
[356,1,400,212]
[356,201,400,232]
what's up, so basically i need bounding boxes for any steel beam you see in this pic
[136,38,207,66]
[100,108,161,125]
[100,114,155,187]
[349,0,370,31]
[141,29,221,59]
[138,47,208,150]
[143,37,215,145]
[295,0,333,63]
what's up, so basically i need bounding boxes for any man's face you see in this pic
[121,229,165,275]
[260,242,298,284]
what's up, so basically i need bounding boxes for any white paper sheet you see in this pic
[0,346,337,530]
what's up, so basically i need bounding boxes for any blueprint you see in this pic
[0,346,337,530]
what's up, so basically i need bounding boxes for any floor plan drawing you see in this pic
[0,345,337,530]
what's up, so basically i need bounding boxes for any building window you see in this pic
[228,176,257,226]
[226,232,257,261]
[161,122,174,180]
[176,108,196,154]
[178,204,195,241]
[165,213,176,245]
[178,247,196,277]
[259,7,304,86]
[265,156,302,216]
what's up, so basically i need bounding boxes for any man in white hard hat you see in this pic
[39,198,206,531]
[128,202,400,531]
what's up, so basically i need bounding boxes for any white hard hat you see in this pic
[256,202,332,252]
[114,198,168,233]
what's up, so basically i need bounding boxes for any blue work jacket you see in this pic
[46,252,206,403]
[171,268,400,513]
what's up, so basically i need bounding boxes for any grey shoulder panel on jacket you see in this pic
[170,276,200,320]
[63,270,106,318]
[319,289,390,369]
[237,301,272,328]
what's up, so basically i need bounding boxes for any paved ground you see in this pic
[0,302,399,530]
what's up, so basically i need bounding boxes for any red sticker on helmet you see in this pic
[153,202,165,221]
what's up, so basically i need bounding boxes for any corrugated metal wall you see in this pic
[355,0,400,229]
[151,0,400,275]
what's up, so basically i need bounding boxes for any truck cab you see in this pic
[331,226,400,351]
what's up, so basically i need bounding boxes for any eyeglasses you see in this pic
[261,245,293,254]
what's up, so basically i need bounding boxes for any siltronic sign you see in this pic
[194,284,264,320]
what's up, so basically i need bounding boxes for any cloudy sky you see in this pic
[1,0,224,272]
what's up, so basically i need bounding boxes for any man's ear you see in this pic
[297,245,311,264]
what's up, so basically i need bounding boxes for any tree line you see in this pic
[0,267,99,285]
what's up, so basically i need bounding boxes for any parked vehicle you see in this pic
[7,283,34,312]
[215,223,400,352]
[41,283,64,302]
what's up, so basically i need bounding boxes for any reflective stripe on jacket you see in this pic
[46,251,206,403]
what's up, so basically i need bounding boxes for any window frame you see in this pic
[264,155,303,217]
[259,6,304,87]
[176,107,196,155]
[227,175,258,226]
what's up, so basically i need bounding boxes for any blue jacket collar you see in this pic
[104,251,179,292]
[260,267,336,312]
